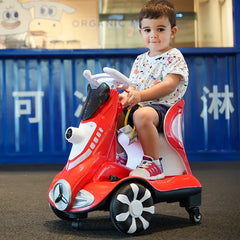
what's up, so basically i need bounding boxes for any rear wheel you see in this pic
[110,183,154,234]
[186,207,202,224]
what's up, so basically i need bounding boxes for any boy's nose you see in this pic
[150,31,158,38]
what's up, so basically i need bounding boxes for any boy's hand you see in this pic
[125,89,141,109]
[119,91,129,107]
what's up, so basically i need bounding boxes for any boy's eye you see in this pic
[158,28,165,32]
[144,28,151,33]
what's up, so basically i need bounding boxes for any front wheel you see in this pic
[110,183,155,234]
[49,204,72,221]
[49,204,88,221]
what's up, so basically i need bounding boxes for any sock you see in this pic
[143,155,162,167]
[154,157,164,172]
[153,159,160,166]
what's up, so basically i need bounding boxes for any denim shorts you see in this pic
[123,104,169,133]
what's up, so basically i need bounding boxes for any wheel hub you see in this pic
[129,200,143,217]
[53,179,72,211]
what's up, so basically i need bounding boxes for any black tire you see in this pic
[49,204,72,221]
[110,183,154,234]
[50,204,88,221]
[187,207,202,224]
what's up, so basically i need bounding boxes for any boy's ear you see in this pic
[171,26,178,39]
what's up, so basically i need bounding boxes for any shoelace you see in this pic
[138,160,152,168]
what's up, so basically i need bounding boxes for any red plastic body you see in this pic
[48,89,201,214]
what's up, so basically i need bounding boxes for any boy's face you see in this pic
[139,16,177,56]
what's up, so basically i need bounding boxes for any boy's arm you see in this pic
[126,73,181,108]
[140,74,181,101]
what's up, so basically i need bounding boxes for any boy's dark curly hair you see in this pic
[139,0,176,28]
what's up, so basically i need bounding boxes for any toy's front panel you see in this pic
[48,89,121,211]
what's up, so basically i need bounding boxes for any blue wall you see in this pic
[0,48,239,164]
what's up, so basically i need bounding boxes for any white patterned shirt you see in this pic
[129,48,189,107]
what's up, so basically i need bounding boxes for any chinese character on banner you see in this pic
[74,91,86,118]
[12,91,44,123]
[200,85,234,120]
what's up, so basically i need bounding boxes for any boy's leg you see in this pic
[130,107,165,180]
[133,107,160,160]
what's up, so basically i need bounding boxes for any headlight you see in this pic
[72,189,94,209]
[65,127,84,144]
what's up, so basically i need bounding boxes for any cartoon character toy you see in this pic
[48,67,202,234]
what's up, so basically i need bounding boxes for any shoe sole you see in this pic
[147,173,165,180]
[129,172,165,180]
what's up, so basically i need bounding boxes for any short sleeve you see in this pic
[162,50,188,84]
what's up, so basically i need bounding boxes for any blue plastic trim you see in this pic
[0,47,240,59]
[235,51,240,151]
[233,0,240,47]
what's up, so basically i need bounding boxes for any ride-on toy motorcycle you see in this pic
[48,67,202,234]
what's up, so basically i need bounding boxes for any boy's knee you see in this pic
[133,108,149,127]
[133,107,160,129]
[133,108,143,121]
